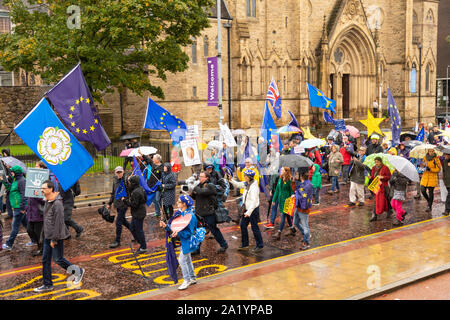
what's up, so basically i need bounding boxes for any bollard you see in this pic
[103,157,109,174]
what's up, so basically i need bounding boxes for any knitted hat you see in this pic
[179,194,194,207]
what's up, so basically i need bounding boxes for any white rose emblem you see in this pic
[37,127,72,165]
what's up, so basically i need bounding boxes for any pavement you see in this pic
[0,173,449,300]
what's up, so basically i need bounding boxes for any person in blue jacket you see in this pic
[293,171,314,250]
[160,194,203,291]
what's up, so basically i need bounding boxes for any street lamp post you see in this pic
[217,0,223,125]
[418,43,422,124]
[446,65,449,122]
[224,22,232,129]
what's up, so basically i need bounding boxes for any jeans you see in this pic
[313,187,320,204]
[342,165,350,183]
[178,251,196,282]
[270,200,279,224]
[64,206,83,234]
[279,212,293,231]
[42,238,73,286]
[421,186,434,208]
[6,208,27,247]
[152,191,161,215]
[240,207,263,248]
[331,176,340,191]
[130,217,146,250]
[115,207,131,243]
[293,209,310,244]
[203,214,228,249]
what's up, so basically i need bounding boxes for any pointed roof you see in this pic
[208,0,233,21]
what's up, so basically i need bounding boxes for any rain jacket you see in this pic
[26,197,45,223]
[328,151,343,177]
[127,176,147,219]
[43,194,70,241]
[370,164,391,215]
[2,165,27,211]
[162,163,177,206]
[420,154,441,188]
[340,142,354,165]
[167,206,200,255]
[272,178,295,212]
[311,163,322,189]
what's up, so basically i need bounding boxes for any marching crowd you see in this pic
[1,121,450,292]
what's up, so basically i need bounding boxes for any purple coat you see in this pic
[26,197,45,223]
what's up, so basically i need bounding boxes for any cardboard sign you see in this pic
[294,145,304,154]
[368,175,381,195]
[25,168,49,199]
[180,139,201,166]
[283,196,296,216]
[186,125,199,139]
[219,123,237,147]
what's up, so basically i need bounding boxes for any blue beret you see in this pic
[179,194,194,207]
[243,169,255,177]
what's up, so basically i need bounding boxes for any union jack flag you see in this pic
[266,78,282,118]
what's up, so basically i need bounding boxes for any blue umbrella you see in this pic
[0,156,27,174]
[277,125,302,135]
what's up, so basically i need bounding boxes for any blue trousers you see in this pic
[42,238,73,286]
[6,208,27,247]
[115,207,131,243]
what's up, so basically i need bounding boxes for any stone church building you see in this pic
[0,0,440,146]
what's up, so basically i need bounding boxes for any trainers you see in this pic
[25,241,36,247]
[109,242,120,248]
[136,248,147,254]
[72,267,85,286]
[393,219,403,226]
[178,281,191,290]
[237,246,249,251]
[34,285,54,293]
[251,247,263,253]
[358,202,365,207]
[2,244,12,250]
[402,212,408,221]
[425,206,432,212]
[300,242,310,250]
[313,202,320,206]
[348,202,356,206]
[264,223,274,228]
[32,250,43,257]
[189,279,197,285]
[217,246,228,253]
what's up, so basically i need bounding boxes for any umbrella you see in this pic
[128,146,158,157]
[0,156,27,173]
[363,153,395,172]
[277,125,302,135]
[120,133,140,141]
[343,125,360,138]
[279,154,314,168]
[207,140,223,150]
[232,129,246,136]
[386,155,420,183]
[408,144,442,159]
[402,140,423,148]
[436,145,450,155]
[299,138,325,149]
[400,132,417,141]
[120,148,135,157]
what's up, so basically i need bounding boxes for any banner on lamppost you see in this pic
[207,57,218,106]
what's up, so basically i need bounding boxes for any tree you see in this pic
[0,0,213,102]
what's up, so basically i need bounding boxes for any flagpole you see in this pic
[217,0,223,125]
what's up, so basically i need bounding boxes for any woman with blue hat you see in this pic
[160,194,205,290]
[227,169,264,253]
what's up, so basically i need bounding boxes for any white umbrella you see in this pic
[207,140,223,150]
[128,146,158,157]
[386,155,420,183]
[408,144,442,159]
[232,129,246,136]
[299,138,325,149]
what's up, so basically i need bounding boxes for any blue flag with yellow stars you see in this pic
[307,83,336,114]
[115,180,127,200]
[46,63,111,151]
[387,88,401,146]
[132,156,161,206]
[143,98,187,144]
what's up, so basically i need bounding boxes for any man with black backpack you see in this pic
[59,180,83,239]
[192,171,228,254]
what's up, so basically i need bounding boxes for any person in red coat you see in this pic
[369,157,392,221]
[339,135,354,184]
[306,147,322,180]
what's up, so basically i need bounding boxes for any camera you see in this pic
[178,173,200,194]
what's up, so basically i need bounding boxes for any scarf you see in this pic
[425,152,436,162]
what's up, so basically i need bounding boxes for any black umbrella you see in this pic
[279,154,314,168]
[402,140,423,148]
[400,132,417,141]
[120,133,140,141]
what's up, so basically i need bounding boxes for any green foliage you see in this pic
[0,0,213,103]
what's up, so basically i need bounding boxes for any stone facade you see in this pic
[104,0,439,140]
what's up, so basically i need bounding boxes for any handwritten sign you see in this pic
[368,175,381,195]
[25,168,49,199]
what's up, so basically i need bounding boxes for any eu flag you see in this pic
[416,126,425,142]
[165,212,180,284]
[387,88,401,146]
[143,98,187,144]
[307,83,336,114]
[115,180,128,200]
[260,101,281,151]
[46,63,111,151]
[288,110,300,128]
[239,137,269,198]
[132,156,161,206]
[14,98,94,191]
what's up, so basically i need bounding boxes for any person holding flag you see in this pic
[107,166,132,249]
[387,88,401,147]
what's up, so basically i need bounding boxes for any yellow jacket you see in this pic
[420,155,441,188]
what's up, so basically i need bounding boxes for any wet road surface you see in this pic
[0,181,447,300]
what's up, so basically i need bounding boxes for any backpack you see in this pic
[71,181,81,197]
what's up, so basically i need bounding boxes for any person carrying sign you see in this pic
[369,157,392,222]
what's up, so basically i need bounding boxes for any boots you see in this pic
[275,230,281,240]
[289,227,296,236]
[369,212,377,222]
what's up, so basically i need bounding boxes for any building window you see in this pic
[410,62,417,93]
[307,66,311,84]
[285,17,288,28]
[0,15,10,33]
[0,65,13,86]
[191,38,197,64]
[246,0,256,17]
[193,86,197,97]
[203,36,209,57]
[425,64,430,92]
